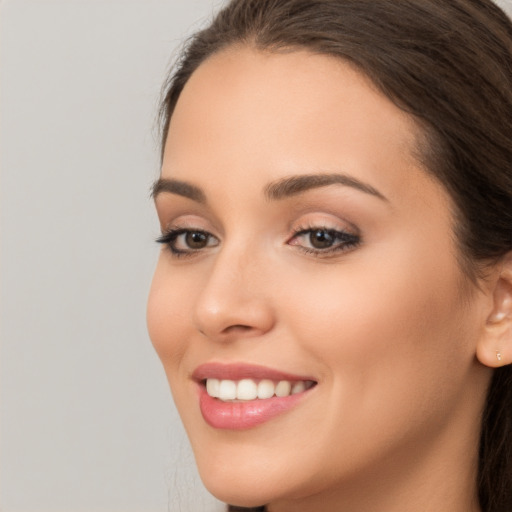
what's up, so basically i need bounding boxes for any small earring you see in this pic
[496,351,503,362]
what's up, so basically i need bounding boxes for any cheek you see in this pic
[146,258,191,372]
[256,247,478,486]
[280,243,474,412]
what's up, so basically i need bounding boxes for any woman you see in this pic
[147,0,512,510]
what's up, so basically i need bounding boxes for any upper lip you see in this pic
[192,362,316,383]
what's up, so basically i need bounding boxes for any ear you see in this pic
[476,252,512,368]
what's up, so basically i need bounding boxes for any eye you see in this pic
[289,227,360,256]
[306,229,338,249]
[156,228,219,256]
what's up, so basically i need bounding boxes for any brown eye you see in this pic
[186,231,209,249]
[288,226,360,256]
[309,229,336,249]
[156,228,219,256]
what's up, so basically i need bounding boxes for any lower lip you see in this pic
[198,386,310,430]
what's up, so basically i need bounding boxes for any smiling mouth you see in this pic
[204,378,317,402]
[193,363,318,429]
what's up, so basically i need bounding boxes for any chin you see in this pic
[194,448,297,508]
[199,470,271,509]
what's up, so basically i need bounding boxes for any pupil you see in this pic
[310,230,334,249]
[186,231,207,248]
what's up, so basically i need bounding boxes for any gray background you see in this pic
[1,1,511,511]
[0,1,225,511]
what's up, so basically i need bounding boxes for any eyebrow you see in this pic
[264,173,388,202]
[151,178,206,203]
[151,172,387,203]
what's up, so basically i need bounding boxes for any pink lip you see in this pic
[192,362,317,430]
[192,362,315,382]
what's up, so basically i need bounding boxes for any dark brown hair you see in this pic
[159,1,512,510]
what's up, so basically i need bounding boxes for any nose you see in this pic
[192,246,275,342]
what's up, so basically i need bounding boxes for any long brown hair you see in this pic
[159,1,512,510]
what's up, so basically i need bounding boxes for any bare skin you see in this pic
[147,47,512,511]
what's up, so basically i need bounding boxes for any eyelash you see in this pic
[288,225,360,257]
[156,226,360,258]
[155,228,219,258]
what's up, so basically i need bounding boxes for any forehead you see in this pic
[162,46,427,202]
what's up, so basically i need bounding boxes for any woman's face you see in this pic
[148,47,492,509]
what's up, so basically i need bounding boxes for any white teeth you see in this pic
[206,378,220,398]
[206,378,314,401]
[291,381,306,395]
[257,379,275,399]
[218,379,237,400]
[275,380,292,397]
[237,379,258,400]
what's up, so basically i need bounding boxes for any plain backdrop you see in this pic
[0,1,225,511]
[1,1,511,511]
